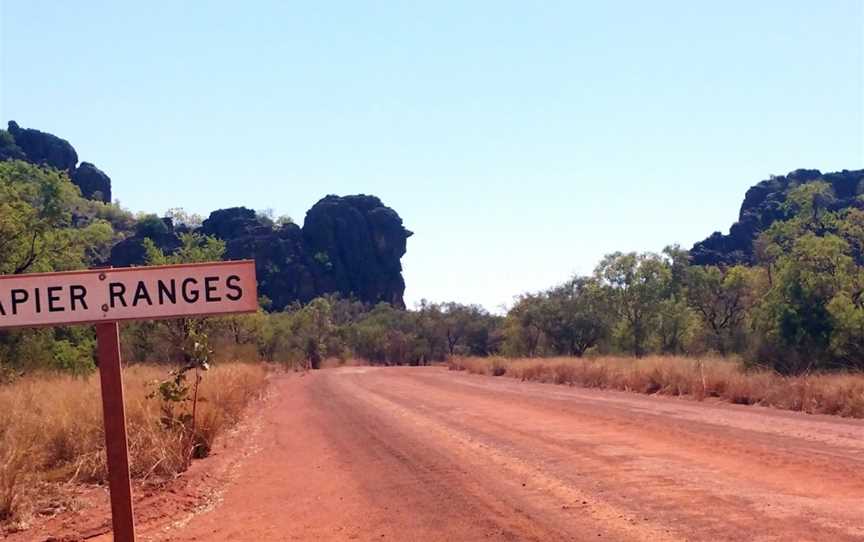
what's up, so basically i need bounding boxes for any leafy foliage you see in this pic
[596,252,671,357]
[0,161,113,275]
[147,327,213,460]
[0,161,118,376]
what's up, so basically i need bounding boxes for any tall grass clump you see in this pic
[0,363,266,526]
[447,356,864,418]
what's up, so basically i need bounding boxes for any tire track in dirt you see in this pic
[324,371,683,542]
[158,367,864,541]
[341,369,864,540]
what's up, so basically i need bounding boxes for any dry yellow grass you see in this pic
[448,356,864,418]
[0,363,267,526]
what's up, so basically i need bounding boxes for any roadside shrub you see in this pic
[0,363,266,526]
[490,358,507,376]
[447,355,864,419]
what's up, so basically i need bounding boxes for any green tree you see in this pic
[685,265,755,354]
[164,208,204,229]
[784,181,835,225]
[595,252,670,357]
[143,232,225,265]
[653,245,698,354]
[258,299,347,368]
[0,161,115,375]
[143,233,226,363]
[826,286,864,370]
[538,278,612,357]
[345,303,429,365]
[654,297,698,354]
[754,233,853,373]
[502,294,546,357]
[135,213,171,239]
[412,301,449,362]
[0,160,113,274]
[295,297,338,369]
[434,302,493,356]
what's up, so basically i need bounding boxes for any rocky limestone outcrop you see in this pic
[109,218,183,267]
[1,121,112,202]
[4,122,411,307]
[200,207,272,239]
[7,120,78,171]
[302,195,412,308]
[198,207,319,307]
[110,196,412,310]
[71,162,112,202]
[222,220,321,309]
[691,169,864,266]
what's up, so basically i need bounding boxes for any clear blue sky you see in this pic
[1,1,862,311]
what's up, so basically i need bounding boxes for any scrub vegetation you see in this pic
[496,182,864,374]
[448,356,864,418]
[0,363,266,528]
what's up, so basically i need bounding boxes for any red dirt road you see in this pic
[21,366,864,541]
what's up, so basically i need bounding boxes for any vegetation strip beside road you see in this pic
[449,356,864,418]
[0,363,267,531]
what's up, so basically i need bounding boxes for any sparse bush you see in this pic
[0,363,266,526]
[449,355,864,418]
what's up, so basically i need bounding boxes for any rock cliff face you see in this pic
[71,162,112,202]
[110,197,412,310]
[1,121,111,202]
[6,120,78,171]
[302,195,412,308]
[109,218,184,268]
[213,216,321,309]
[200,196,412,309]
[2,121,412,308]
[691,169,864,266]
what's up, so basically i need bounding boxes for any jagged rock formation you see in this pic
[209,196,411,309]
[1,121,111,202]
[691,169,864,266]
[6,120,78,171]
[110,196,412,309]
[218,217,321,308]
[200,207,272,239]
[197,207,320,306]
[70,162,112,202]
[110,217,183,268]
[302,195,411,308]
[2,121,411,308]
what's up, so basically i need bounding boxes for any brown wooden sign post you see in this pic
[95,321,136,540]
[0,260,258,542]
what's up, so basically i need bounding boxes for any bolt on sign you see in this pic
[0,261,258,542]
